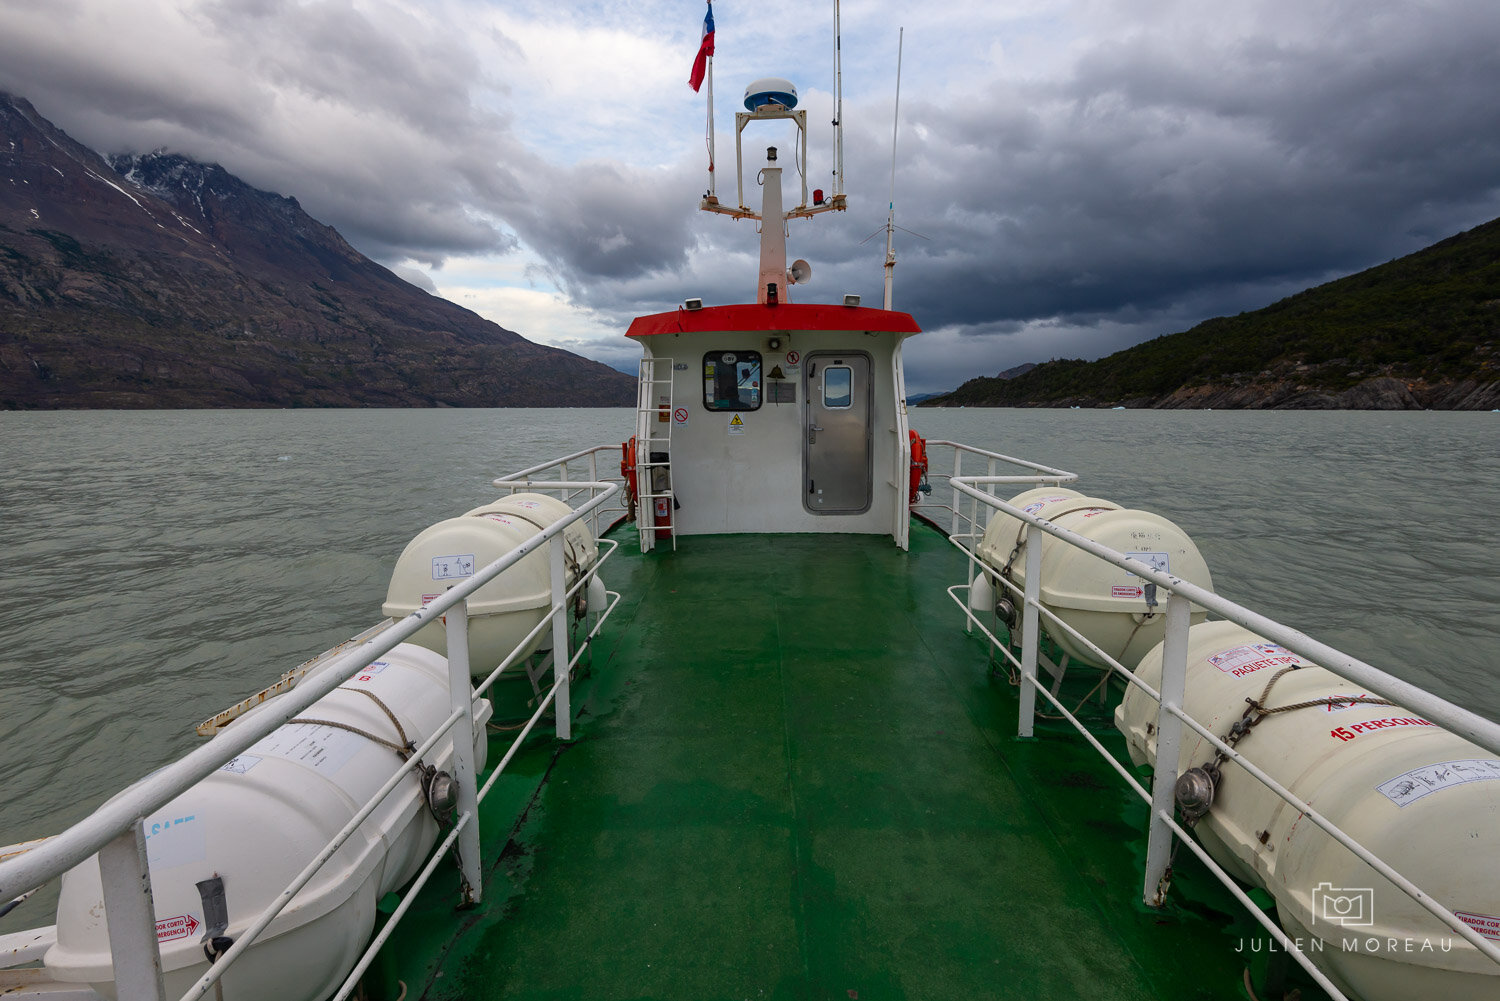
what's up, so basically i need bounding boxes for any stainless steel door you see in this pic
[804,352,872,514]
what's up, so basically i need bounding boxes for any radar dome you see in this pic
[744,77,797,111]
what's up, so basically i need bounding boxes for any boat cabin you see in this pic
[624,84,923,551]
[625,301,920,546]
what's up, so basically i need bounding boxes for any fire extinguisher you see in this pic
[649,451,672,540]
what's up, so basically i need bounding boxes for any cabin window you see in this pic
[703,351,762,411]
[823,365,853,408]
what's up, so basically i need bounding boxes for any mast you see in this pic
[757,149,787,304]
[695,8,848,299]
[882,27,904,310]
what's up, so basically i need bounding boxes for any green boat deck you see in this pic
[377,519,1293,1000]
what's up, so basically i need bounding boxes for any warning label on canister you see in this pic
[155,914,201,942]
[1376,759,1500,807]
[1457,911,1500,940]
[1207,643,1302,678]
[431,554,476,580]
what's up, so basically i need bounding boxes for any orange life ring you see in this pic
[908,430,929,504]
[620,437,638,519]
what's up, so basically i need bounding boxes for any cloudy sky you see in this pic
[3,0,1498,393]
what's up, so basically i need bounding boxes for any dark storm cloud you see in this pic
[544,0,1500,395]
[503,158,704,288]
[874,2,1500,337]
[0,0,522,262]
[547,0,1500,354]
[2,0,1498,392]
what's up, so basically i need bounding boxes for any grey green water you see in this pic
[1,407,1497,927]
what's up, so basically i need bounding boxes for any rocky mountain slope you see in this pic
[0,94,634,408]
[926,218,1500,409]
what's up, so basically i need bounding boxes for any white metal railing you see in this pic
[909,439,1077,539]
[943,474,1500,1000]
[0,477,623,1001]
[492,444,632,541]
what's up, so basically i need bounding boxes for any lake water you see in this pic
[2,407,1497,923]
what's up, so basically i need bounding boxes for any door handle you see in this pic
[809,424,823,444]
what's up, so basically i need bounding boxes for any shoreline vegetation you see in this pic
[924,217,1500,411]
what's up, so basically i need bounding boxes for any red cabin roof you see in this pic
[625,302,922,338]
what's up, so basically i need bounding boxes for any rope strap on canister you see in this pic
[290,685,457,824]
[1177,666,1396,826]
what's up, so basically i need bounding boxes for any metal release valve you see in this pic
[1175,766,1218,823]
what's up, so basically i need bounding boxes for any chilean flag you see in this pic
[689,2,715,92]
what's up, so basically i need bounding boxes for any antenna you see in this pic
[706,17,716,197]
[705,1,716,198]
[697,3,846,261]
[834,0,844,197]
[883,27,904,310]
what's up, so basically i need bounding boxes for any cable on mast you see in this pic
[833,0,844,196]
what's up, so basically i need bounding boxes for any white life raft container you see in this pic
[979,487,1117,554]
[45,643,492,1001]
[383,493,599,678]
[975,489,1213,669]
[971,488,1108,616]
[1117,620,1500,1001]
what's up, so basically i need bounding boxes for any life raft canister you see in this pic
[975,488,1214,670]
[1118,620,1500,1001]
[382,493,600,677]
[46,643,492,1001]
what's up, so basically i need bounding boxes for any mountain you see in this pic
[0,93,634,408]
[925,219,1500,410]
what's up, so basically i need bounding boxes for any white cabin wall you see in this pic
[891,339,912,550]
[639,328,908,538]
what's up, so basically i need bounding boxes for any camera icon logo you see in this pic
[1311,882,1375,927]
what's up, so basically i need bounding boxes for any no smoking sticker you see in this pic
[673,407,689,425]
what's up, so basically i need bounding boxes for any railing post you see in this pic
[550,533,572,740]
[985,458,997,531]
[949,448,962,538]
[443,601,483,905]
[587,452,600,540]
[974,473,988,537]
[964,553,975,636]
[1144,590,1191,906]
[1017,523,1042,737]
[98,823,167,1001]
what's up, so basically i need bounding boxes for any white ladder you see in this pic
[634,356,676,553]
